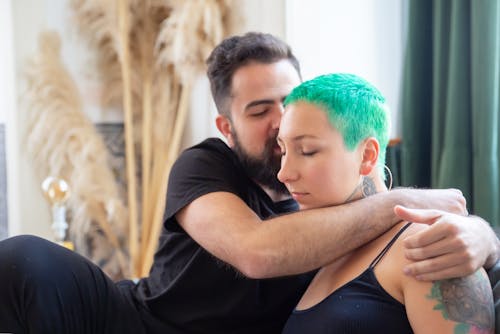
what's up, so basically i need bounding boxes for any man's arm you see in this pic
[177,188,466,279]
[395,205,500,280]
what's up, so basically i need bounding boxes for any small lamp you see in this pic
[41,176,73,249]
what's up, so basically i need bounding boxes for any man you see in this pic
[0,32,497,334]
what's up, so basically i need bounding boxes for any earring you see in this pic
[384,165,393,191]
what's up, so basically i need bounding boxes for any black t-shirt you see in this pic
[134,138,314,334]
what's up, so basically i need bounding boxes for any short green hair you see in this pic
[284,73,390,174]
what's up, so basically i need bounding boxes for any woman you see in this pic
[277,73,494,333]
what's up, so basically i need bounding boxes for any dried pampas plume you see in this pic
[137,0,239,275]
[155,0,235,84]
[24,0,240,279]
[70,0,143,112]
[24,31,129,280]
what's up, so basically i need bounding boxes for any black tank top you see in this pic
[282,223,414,334]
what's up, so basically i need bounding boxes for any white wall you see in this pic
[0,1,18,237]
[0,1,13,125]
[238,0,287,39]
[286,0,405,136]
[9,0,54,238]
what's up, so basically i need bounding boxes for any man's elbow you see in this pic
[235,249,274,279]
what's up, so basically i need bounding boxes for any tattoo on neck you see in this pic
[344,176,377,203]
[427,271,494,333]
[361,176,376,198]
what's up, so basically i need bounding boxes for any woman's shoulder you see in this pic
[381,221,428,268]
[378,222,494,332]
[394,220,428,236]
[383,221,429,259]
[403,220,429,235]
[369,221,428,302]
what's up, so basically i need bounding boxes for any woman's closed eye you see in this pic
[301,150,318,156]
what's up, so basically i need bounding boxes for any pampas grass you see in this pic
[25,0,239,279]
[138,0,238,276]
[24,31,129,279]
[155,0,235,83]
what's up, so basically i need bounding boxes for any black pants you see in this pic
[0,235,146,334]
[1,235,499,333]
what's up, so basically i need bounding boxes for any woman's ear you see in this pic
[215,115,234,147]
[359,137,380,176]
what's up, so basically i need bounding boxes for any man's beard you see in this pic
[232,132,289,195]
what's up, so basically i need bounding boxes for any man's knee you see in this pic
[0,235,71,282]
[0,234,50,260]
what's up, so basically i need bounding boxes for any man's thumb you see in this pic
[394,205,442,225]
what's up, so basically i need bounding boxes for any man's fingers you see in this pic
[403,220,454,249]
[404,235,463,261]
[394,205,443,225]
[409,267,470,281]
[403,253,474,280]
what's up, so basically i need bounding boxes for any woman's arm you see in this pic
[400,224,495,333]
[404,270,494,333]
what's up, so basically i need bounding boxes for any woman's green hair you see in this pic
[284,73,390,175]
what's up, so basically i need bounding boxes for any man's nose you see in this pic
[271,107,283,129]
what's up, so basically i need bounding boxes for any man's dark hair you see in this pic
[206,32,301,117]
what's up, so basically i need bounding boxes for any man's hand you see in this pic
[394,205,499,281]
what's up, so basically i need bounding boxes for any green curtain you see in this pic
[401,0,500,227]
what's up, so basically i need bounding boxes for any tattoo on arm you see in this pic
[427,271,494,333]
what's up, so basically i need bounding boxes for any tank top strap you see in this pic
[369,222,412,269]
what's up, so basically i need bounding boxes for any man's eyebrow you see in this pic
[244,99,274,111]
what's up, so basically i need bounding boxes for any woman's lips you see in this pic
[290,192,308,201]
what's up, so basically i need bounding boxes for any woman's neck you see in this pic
[345,174,388,203]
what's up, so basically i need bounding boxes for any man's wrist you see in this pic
[383,189,408,224]
[485,237,500,269]
[390,187,417,203]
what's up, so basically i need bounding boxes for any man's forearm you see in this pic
[246,190,403,278]
[246,188,466,278]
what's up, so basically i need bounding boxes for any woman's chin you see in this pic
[298,203,321,211]
[298,204,309,210]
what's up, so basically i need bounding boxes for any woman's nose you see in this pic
[277,155,297,184]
